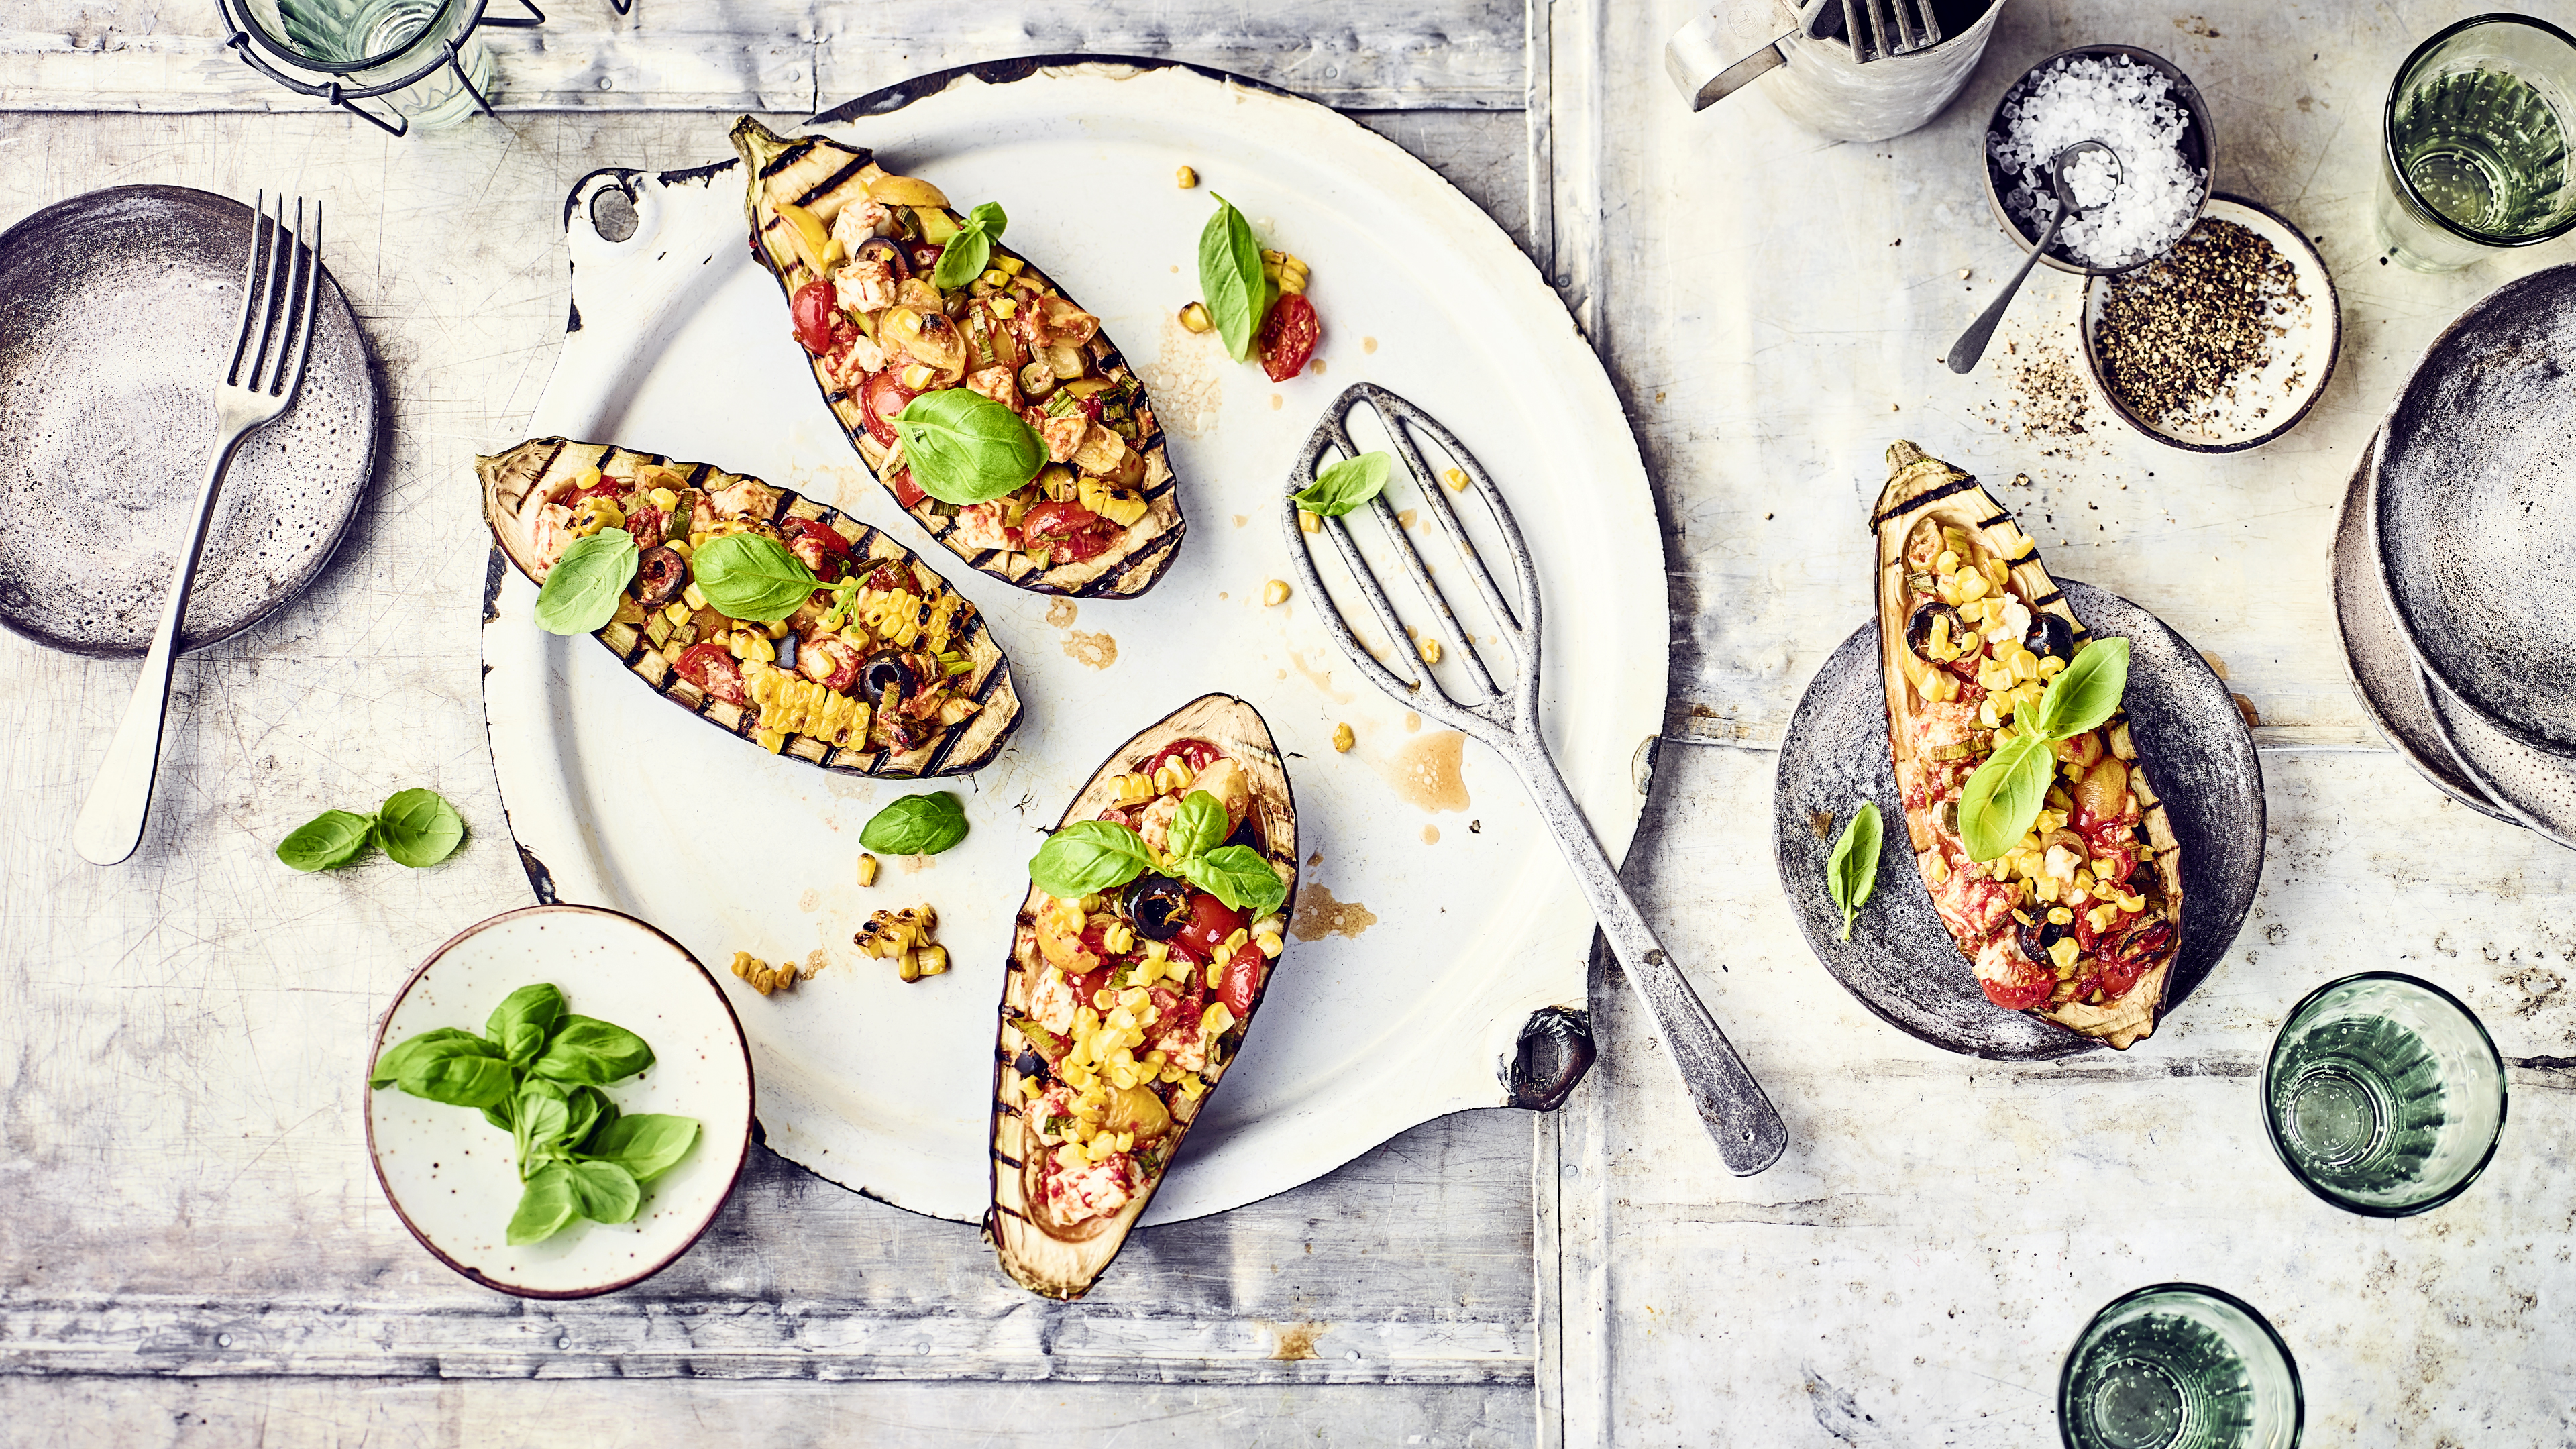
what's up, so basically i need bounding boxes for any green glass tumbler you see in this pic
[2377,13,2576,272]
[2263,973,2505,1216]
[2060,1285,2302,1449]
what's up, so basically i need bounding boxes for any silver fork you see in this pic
[1284,384,1788,1176]
[74,193,322,866]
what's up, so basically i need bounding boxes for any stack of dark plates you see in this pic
[2334,262,2576,846]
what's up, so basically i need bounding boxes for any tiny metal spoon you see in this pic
[1947,140,2120,375]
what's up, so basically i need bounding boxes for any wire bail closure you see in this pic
[215,0,544,136]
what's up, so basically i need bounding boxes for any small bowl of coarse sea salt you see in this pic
[1982,45,2214,276]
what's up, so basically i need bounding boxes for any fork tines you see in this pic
[1283,383,1540,726]
[227,191,323,401]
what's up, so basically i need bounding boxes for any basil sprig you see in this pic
[1825,800,1882,941]
[1027,787,1287,918]
[370,983,702,1246]
[278,788,467,872]
[535,528,639,635]
[691,533,820,622]
[892,389,1047,506]
[930,201,1007,290]
[1197,193,1271,361]
[1291,451,1391,518]
[1955,636,2132,862]
[861,791,969,855]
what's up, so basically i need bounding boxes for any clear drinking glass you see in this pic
[235,0,497,131]
[2263,973,2506,1216]
[2377,13,2576,272]
[2059,1285,2302,1449]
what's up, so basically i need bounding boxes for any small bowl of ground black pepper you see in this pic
[2080,195,2341,453]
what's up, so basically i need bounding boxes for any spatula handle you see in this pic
[1513,747,1789,1175]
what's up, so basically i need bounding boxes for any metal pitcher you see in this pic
[1665,0,2008,142]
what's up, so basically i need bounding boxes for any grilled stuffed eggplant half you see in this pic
[1873,441,2182,1049]
[988,694,1297,1299]
[730,116,1185,598]
[480,437,1020,777]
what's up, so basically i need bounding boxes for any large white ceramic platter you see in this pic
[482,59,1668,1224]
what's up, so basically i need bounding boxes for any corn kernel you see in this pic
[857,853,879,887]
[1444,468,1470,492]
[1419,637,1443,665]
[1935,549,1960,575]
[2049,936,2080,971]
[990,296,1017,318]
[1332,722,1354,753]
[1175,164,1198,189]
[1178,301,1212,333]
[1298,509,1322,534]
[980,268,1010,288]
[2046,906,2073,926]
[1263,579,1291,607]
[1957,572,1988,601]
[995,255,1024,276]
[2038,655,2065,678]
[1255,931,1283,959]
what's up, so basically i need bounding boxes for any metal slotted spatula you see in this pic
[1283,383,1788,1176]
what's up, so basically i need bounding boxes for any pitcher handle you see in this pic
[1664,0,1834,111]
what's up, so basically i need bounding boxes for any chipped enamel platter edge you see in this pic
[480,60,1666,1225]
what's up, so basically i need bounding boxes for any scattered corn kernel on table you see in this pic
[6,1,2575,1444]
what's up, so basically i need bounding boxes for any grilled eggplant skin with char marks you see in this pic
[987,694,1297,1300]
[730,116,1185,599]
[479,436,1022,777]
[1872,440,2183,1049]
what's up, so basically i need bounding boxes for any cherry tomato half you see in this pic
[785,518,855,583]
[674,643,747,706]
[791,280,841,356]
[888,468,928,510]
[863,372,915,447]
[1145,739,1224,777]
[1173,891,1248,966]
[1257,294,1320,382]
[1022,500,1116,563]
[1216,949,1263,1020]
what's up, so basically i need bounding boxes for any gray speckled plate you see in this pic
[0,186,376,656]
[1773,580,2265,1059]
[2373,261,2576,758]
[2331,431,2519,823]
[2422,666,2576,850]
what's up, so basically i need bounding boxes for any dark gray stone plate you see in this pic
[0,185,376,655]
[1772,580,2265,1059]
[2332,430,2518,822]
[2374,261,2576,757]
[2422,666,2576,851]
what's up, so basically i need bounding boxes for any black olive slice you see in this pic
[1118,875,1193,941]
[2017,916,2066,965]
[859,650,916,708]
[634,546,687,608]
[1905,600,1968,661]
[855,236,908,280]
[2026,612,2076,662]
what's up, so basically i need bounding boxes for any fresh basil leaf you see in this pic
[486,983,566,1064]
[533,527,639,635]
[369,1028,483,1089]
[481,1099,515,1133]
[506,1165,580,1245]
[582,1113,701,1183]
[277,809,375,872]
[930,201,1006,290]
[566,1160,643,1224]
[1197,193,1269,362]
[1957,733,2057,863]
[564,1088,616,1153]
[690,533,819,623]
[1028,819,1156,900]
[1290,451,1391,519]
[1167,791,1229,863]
[372,787,467,869]
[2029,636,2131,742]
[530,1016,656,1086]
[395,1040,515,1109]
[893,389,1047,506]
[1178,844,1287,918]
[860,791,969,856]
[1825,800,1883,941]
[511,1077,573,1173]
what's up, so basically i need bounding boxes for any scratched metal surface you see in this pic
[0,6,1551,1436]
[1538,0,2576,1444]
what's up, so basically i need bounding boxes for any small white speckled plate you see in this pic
[365,906,755,1298]
[2080,195,2341,453]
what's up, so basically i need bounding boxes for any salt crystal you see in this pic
[1990,56,2207,269]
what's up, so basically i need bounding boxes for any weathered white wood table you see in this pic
[9,1,2576,1444]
